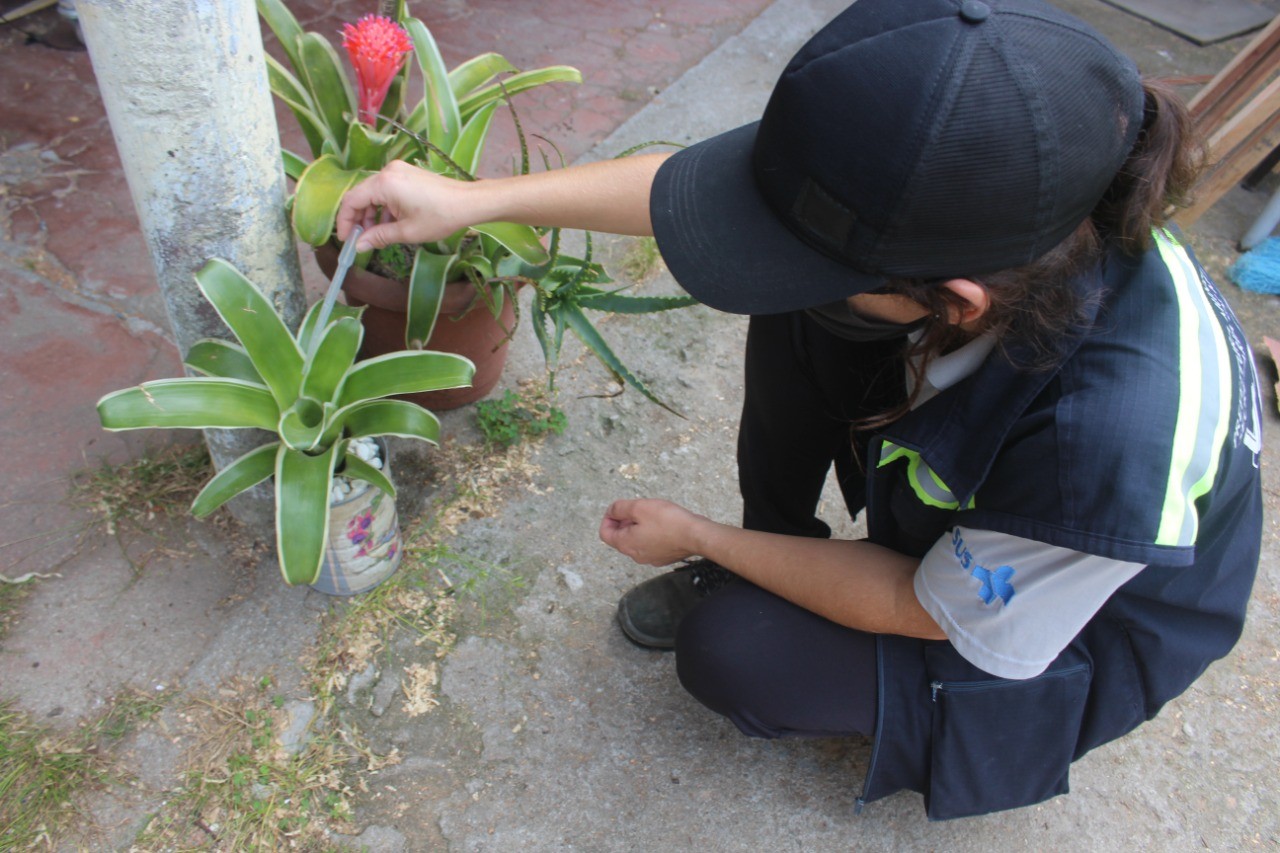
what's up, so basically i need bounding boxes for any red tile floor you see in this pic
[0,0,771,577]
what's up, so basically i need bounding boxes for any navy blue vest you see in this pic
[857,236,1263,819]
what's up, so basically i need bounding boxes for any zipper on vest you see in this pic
[931,663,1091,702]
[855,635,890,816]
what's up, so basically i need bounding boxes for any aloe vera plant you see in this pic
[97,259,474,586]
[259,0,696,411]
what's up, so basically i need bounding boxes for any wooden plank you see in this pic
[0,0,57,20]
[1187,14,1280,126]
[1176,110,1280,226]
[1175,12,1280,226]
[1206,74,1280,157]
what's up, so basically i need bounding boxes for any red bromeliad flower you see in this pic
[341,15,413,124]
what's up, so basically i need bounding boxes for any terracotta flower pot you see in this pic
[315,245,515,411]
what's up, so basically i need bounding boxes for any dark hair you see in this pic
[858,77,1204,432]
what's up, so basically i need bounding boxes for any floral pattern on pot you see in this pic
[313,482,402,596]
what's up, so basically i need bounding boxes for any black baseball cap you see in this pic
[650,0,1145,315]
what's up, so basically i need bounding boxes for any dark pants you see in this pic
[675,311,907,739]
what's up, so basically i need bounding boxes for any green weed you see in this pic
[370,243,414,280]
[476,389,567,447]
[433,546,527,633]
[0,582,30,640]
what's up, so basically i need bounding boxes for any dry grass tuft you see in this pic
[134,678,391,850]
[0,689,168,850]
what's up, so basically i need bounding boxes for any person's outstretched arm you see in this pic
[600,498,947,640]
[336,153,672,252]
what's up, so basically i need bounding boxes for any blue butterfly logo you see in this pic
[971,564,1016,606]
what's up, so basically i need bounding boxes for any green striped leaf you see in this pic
[301,316,363,403]
[276,442,338,586]
[282,148,310,181]
[450,102,497,178]
[265,53,313,107]
[278,397,327,452]
[298,32,356,152]
[344,121,396,173]
[195,259,303,406]
[339,399,442,445]
[265,55,329,158]
[449,53,518,98]
[257,0,306,77]
[190,441,278,517]
[97,379,279,431]
[298,300,363,355]
[341,442,396,498]
[406,249,455,349]
[292,154,364,246]
[184,339,265,385]
[472,221,549,266]
[336,351,475,408]
[479,232,502,263]
[465,255,495,281]
[402,100,429,138]
[457,66,582,120]
[406,18,460,156]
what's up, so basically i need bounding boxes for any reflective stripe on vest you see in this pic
[1152,229,1232,547]
[878,442,975,510]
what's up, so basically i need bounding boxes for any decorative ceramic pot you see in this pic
[315,245,514,411]
[310,438,402,596]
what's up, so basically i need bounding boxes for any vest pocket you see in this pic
[926,663,1091,820]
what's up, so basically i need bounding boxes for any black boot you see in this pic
[615,559,736,649]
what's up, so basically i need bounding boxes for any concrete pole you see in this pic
[76,0,305,528]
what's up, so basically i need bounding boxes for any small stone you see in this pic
[347,663,378,706]
[343,824,407,853]
[370,670,401,717]
[558,567,584,591]
[278,700,319,755]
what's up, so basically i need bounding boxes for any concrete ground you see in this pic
[2,0,1279,850]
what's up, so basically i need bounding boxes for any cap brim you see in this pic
[650,122,883,315]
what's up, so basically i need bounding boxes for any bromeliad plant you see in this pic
[258,0,695,410]
[96,257,474,586]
